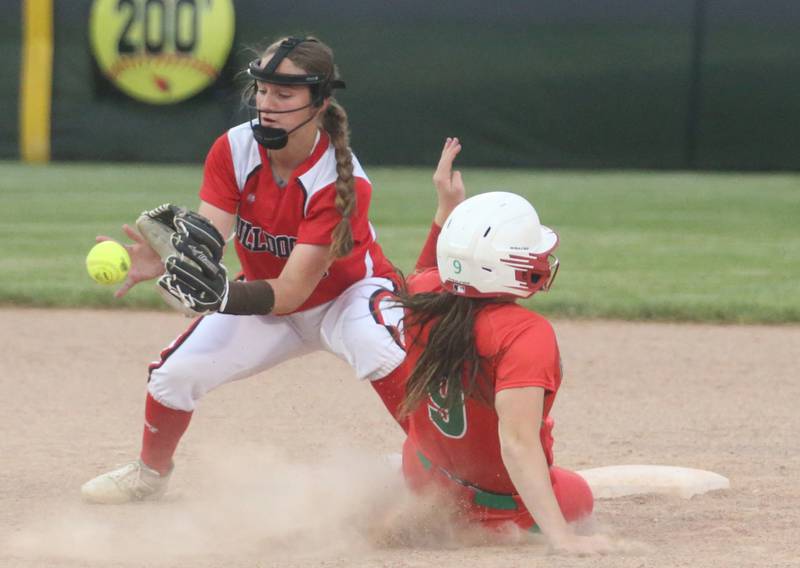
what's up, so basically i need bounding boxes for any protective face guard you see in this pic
[246,37,345,149]
[502,251,560,296]
[247,59,345,88]
[535,254,560,292]
[442,252,560,299]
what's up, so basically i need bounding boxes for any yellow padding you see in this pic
[20,0,53,163]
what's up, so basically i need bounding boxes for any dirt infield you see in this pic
[1,308,798,567]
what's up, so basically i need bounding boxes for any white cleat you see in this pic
[81,460,171,504]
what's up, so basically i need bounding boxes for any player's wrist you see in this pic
[434,208,451,227]
[219,280,275,315]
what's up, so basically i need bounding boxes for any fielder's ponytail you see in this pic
[322,101,356,258]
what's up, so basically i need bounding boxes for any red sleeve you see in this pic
[493,317,560,394]
[415,223,441,272]
[198,134,240,214]
[297,177,372,245]
[297,185,341,245]
[406,267,442,293]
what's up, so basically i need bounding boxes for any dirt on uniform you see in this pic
[1,308,798,568]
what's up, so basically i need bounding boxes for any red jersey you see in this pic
[403,268,561,494]
[199,122,397,313]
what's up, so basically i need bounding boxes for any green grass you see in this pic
[1,161,798,323]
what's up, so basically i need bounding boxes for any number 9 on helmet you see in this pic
[436,191,559,299]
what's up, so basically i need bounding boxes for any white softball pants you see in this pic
[147,277,405,411]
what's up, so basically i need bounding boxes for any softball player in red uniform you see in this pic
[82,37,406,503]
[375,139,612,555]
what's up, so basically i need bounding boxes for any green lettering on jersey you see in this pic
[427,382,467,438]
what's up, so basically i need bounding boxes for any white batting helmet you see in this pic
[436,191,559,298]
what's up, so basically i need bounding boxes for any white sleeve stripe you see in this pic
[227,121,261,193]
[364,249,374,278]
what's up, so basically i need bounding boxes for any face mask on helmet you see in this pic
[436,191,560,299]
[245,37,346,149]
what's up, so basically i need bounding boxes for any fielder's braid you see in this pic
[323,101,356,258]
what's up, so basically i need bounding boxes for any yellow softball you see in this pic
[86,241,131,285]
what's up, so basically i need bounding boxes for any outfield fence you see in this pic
[5,0,800,169]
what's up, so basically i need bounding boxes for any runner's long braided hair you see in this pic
[395,290,500,416]
[260,37,355,258]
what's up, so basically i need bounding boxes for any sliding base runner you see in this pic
[89,0,235,104]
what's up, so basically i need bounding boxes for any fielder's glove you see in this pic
[136,204,229,316]
[136,204,224,261]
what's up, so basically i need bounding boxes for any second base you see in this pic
[577,464,730,499]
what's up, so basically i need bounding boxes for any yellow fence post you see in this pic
[19,0,54,163]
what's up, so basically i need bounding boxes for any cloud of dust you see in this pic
[3,444,501,565]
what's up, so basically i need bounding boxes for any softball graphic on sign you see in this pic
[89,0,235,104]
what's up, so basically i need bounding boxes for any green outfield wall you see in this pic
[2,3,23,161]
[6,0,800,169]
